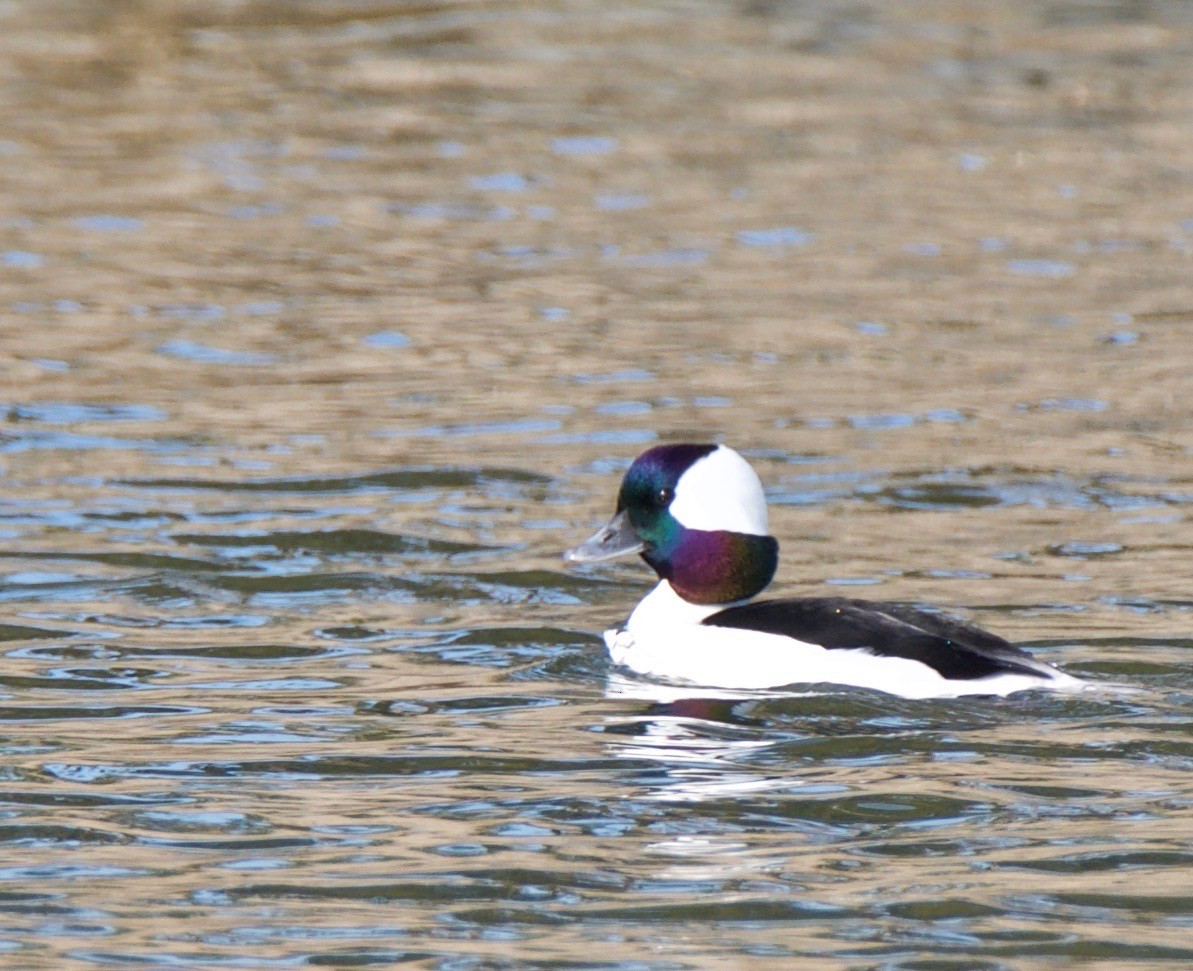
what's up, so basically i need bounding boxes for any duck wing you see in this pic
[701,596,1046,681]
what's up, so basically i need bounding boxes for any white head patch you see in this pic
[668,445,769,536]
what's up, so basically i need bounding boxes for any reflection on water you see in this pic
[0,0,1192,966]
[603,695,804,803]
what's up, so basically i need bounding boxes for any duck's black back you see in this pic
[701,596,1046,681]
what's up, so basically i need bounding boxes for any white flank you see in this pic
[668,445,769,536]
[606,581,1085,700]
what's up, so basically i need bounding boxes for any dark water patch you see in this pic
[578,897,851,925]
[0,549,224,572]
[860,470,1177,512]
[857,838,1025,860]
[233,864,639,908]
[0,788,191,808]
[435,906,577,930]
[0,890,69,910]
[200,571,421,597]
[0,665,165,692]
[977,940,1193,961]
[1073,660,1193,682]
[772,732,966,766]
[313,625,402,642]
[113,642,361,664]
[871,481,1004,510]
[0,623,71,641]
[992,849,1193,874]
[173,528,488,558]
[121,466,550,494]
[439,784,835,834]
[141,835,321,854]
[973,736,1193,764]
[0,824,127,847]
[0,704,206,722]
[977,781,1114,800]
[78,509,190,528]
[282,950,444,968]
[1035,634,1193,658]
[114,577,220,607]
[448,626,599,652]
[1049,891,1193,915]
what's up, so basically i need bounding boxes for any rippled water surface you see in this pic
[2,0,1193,967]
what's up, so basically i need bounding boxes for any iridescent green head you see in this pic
[565,444,778,605]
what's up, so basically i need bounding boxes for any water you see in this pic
[2,0,1193,966]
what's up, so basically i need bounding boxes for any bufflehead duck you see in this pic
[566,443,1082,699]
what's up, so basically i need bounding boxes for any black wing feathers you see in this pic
[701,597,1044,681]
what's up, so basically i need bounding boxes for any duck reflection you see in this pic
[601,671,811,802]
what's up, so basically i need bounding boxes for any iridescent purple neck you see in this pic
[643,528,778,605]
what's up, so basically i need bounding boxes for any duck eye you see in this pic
[656,487,673,507]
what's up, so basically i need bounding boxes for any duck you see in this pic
[565,443,1083,699]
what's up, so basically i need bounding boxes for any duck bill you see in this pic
[564,510,644,563]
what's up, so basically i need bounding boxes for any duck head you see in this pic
[566,443,778,605]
